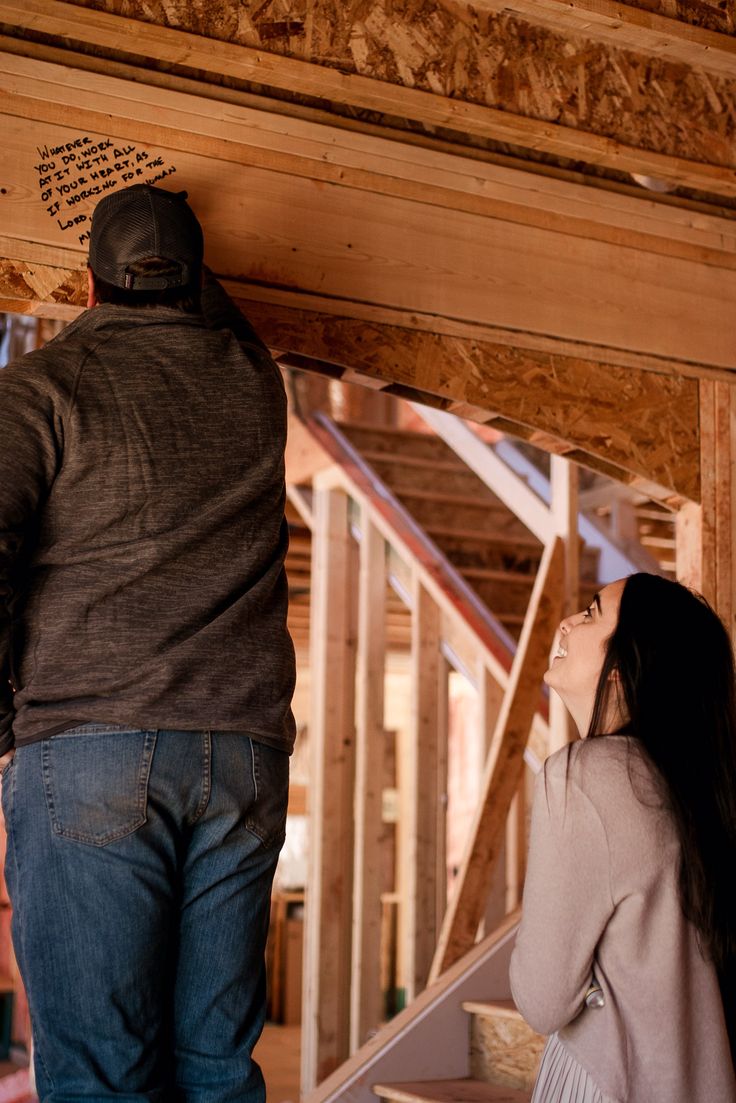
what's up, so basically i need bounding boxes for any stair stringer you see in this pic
[303,913,520,1103]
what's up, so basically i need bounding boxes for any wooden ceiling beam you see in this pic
[2,0,736,198]
[469,0,736,79]
[4,55,736,376]
[0,253,697,504]
[5,47,736,272]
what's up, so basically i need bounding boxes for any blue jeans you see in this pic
[1,726,288,1103]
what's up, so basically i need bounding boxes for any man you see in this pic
[0,184,295,1102]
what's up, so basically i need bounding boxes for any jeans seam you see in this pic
[5,761,56,1093]
[189,730,212,825]
[250,738,258,803]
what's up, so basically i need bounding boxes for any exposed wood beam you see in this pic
[1,240,732,390]
[253,308,700,506]
[2,1,736,198]
[5,49,736,277]
[0,252,700,504]
[471,0,736,79]
[429,537,565,980]
[4,55,736,379]
[0,34,732,233]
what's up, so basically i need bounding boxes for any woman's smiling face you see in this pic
[544,578,627,733]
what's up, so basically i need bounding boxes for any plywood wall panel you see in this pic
[244,302,700,502]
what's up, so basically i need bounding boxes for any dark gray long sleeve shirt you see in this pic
[0,281,295,754]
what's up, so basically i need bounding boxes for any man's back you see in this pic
[3,291,295,749]
[0,184,296,1103]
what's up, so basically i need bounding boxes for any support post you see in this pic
[302,475,358,1091]
[399,577,446,1004]
[675,500,702,591]
[699,380,736,645]
[429,538,565,981]
[350,513,387,1051]
[478,663,508,928]
[505,780,527,913]
[549,456,579,753]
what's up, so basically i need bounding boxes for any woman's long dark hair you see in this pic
[588,573,736,1063]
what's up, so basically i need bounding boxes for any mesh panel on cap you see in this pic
[88,184,203,290]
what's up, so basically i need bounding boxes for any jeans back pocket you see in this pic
[42,729,157,846]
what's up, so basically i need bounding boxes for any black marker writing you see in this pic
[33,134,178,235]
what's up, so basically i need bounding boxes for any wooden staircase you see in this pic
[322,421,599,641]
[294,412,651,1099]
[374,999,544,1103]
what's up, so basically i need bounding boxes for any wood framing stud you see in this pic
[549,456,579,752]
[302,479,358,1091]
[350,513,387,1053]
[675,500,702,592]
[699,380,736,645]
[429,538,565,981]
[400,576,447,1003]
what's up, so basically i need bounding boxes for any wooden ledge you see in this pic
[373,1079,531,1103]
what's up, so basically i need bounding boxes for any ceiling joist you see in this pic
[470,0,736,79]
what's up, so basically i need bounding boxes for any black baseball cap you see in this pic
[88,184,204,291]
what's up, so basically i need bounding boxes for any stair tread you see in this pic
[361,450,466,472]
[461,999,523,1019]
[460,568,535,584]
[396,490,507,510]
[428,525,540,548]
[373,1078,530,1103]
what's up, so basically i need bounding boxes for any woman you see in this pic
[510,574,736,1103]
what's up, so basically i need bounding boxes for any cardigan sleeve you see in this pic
[509,745,616,1035]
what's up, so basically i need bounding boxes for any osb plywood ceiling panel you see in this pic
[55,0,736,176]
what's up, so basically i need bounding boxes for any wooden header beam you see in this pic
[3,50,736,369]
[1,47,714,502]
[2,1,736,199]
[0,252,700,504]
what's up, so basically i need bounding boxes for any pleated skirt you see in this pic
[531,1033,617,1103]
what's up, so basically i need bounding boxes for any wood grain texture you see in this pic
[698,379,736,645]
[0,250,700,504]
[351,513,389,1052]
[374,1078,531,1103]
[429,538,565,980]
[467,0,736,76]
[247,303,700,503]
[403,577,446,1000]
[302,480,358,1089]
[6,58,736,373]
[469,1006,545,1092]
[13,0,736,193]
